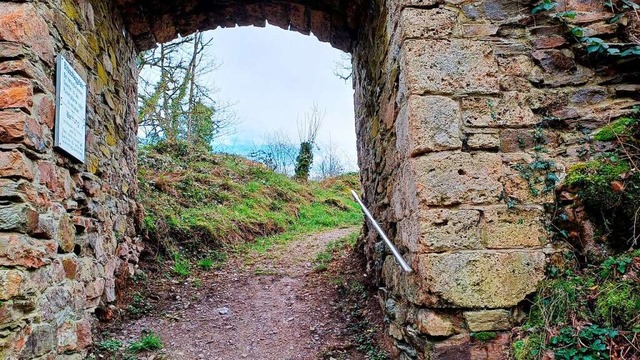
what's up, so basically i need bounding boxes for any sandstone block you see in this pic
[57,320,78,353]
[289,3,310,34]
[0,233,57,268]
[479,206,546,249]
[397,95,462,157]
[39,286,73,323]
[417,309,456,336]
[0,3,55,64]
[469,332,510,360]
[0,203,39,233]
[412,152,503,206]
[0,110,45,151]
[21,323,56,358]
[467,133,500,150]
[406,209,482,252]
[0,77,33,110]
[57,214,76,253]
[462,92,537,128]
[310,10,331,42]
[419,250,546,307]
[400,8,457,40]
[402,39,499,95]
[464,309,511,331]
[0,269,25,300]
[0,150,34,180]
[431,334,470,360]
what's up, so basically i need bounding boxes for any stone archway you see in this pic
[1,0,638,358]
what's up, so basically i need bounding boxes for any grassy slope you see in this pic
[137,146,362,258]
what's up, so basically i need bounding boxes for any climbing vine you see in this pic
[532,0,640,57]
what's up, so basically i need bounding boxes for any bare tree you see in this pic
[249,130,298,175]
[137,31,237,151]
[332,53,353,82]
[316,136,346,179]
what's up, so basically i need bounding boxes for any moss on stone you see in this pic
[593,117,636,141]
[472,331,498,342]
[595,281,639,326]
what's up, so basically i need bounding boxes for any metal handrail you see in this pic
[350,190,413,273]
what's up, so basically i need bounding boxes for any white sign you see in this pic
[54,55,87,163]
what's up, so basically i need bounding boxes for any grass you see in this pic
[138,145,362,258]
[314,232,359,271]
[512,250,640,359]
[171,253,191,276]
[127,331,163,352]
[96,339,122,352]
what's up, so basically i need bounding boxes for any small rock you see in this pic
[218,307,229,315]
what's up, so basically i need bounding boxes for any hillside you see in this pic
[137,144,362,256]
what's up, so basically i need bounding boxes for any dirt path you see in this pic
[95,227,387,360]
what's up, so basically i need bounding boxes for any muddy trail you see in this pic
[92,227,391,360]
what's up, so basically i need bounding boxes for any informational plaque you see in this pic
[54,55,87,163]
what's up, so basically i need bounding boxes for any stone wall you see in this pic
[370,0,640,358]
[0,0,141,358]
[1,0,638,358]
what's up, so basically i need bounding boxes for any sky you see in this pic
[201,24,358,172]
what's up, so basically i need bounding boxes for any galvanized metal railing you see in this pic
[350,190,413,273]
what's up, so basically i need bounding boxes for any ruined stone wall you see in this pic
[370,0,640,359]
[1,0,638,358]
[0,0,141,358]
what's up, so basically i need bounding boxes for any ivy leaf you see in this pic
[608,13,624,23]
[570,27,585,37]
[620,46,640,56]
[533,0,558,13]
[607,47,621,55]
[556,10,577,18]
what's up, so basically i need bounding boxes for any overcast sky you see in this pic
[201,24,358,172]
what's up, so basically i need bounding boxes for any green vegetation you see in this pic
[513,250,640,359]
[593,117,637,141]
[314,232,358,271]
[472,332,498,342]
[138,145,362,258]
[171,252,191,276]
[96,339,122,352]
[513,112,640,359]
[127,292,153,317]
[127,331,163,352]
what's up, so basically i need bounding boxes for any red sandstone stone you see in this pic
[264,3,289,30]
[0,233,56,269]
[75,319,92,349]
[0,110,28,142]
[310,10,331,42]
[61,256,78,279]
[533,35,567,49]
[289,3,309,34]
[0,77,33,110]
[0,3,55,64]
[0,150,34,180]
[33,94,55,129]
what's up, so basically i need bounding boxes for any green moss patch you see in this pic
[593,117,637,142]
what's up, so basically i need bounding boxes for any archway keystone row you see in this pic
[0,0,639,358]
